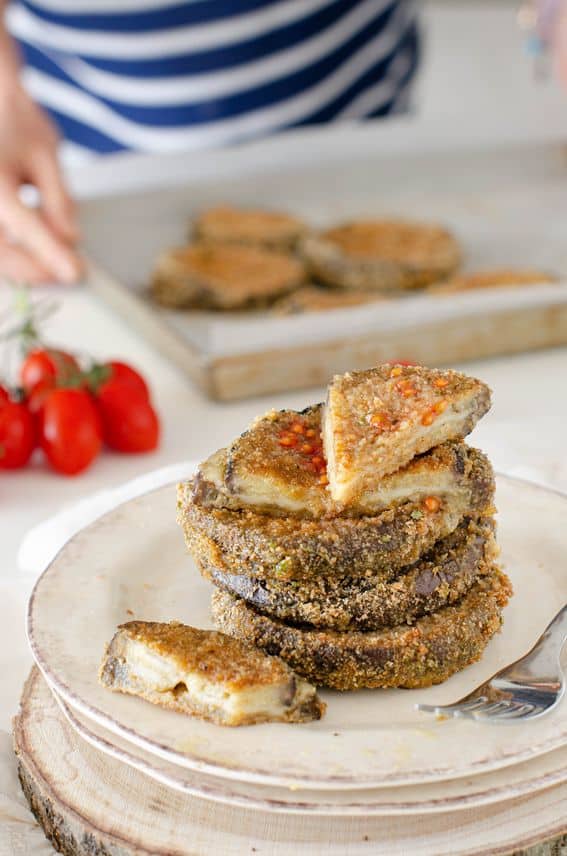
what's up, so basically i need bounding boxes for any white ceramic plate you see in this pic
[47,676,567,816]
[28,475,567,790]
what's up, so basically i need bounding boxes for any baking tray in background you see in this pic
[80,135,567,401]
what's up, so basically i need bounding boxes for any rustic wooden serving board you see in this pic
[82,137,567,401]
[14,669,567,856]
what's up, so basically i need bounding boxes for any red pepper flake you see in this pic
[421,410,435,426]
[319,473,329,485]
[423,495,441,513]
[279,435,298,447]
[305,428,316,438]
[290,422,305,435]
[434,377,449,388]
[433,399,448,415]
[396,379,417,398]
[389,365,403,378]
[300,443,314,454]
[370,412,396,432]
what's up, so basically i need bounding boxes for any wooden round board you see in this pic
[14,669,567,856]
[28,475,567,790]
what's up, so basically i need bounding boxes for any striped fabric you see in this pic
[7,0,420,156]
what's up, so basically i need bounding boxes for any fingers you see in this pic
[0,233,53,285]
[30,147,79,244]
[0,173,82,284]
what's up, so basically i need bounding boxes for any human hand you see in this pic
[0,81,82,284]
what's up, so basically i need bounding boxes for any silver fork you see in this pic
[416,604,567,723]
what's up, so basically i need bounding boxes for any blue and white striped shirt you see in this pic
[7,0,420,156]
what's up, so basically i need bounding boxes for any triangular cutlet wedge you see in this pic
[323,364,491,505]
[99,621,324,726]
[191,405,485,519]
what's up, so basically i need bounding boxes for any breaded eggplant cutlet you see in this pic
[301,219,461,292]
[191,404,489,520]
[211,567,513,691]
[151,242,305,310]
[272,285,385,314]
[178,446,494,582]
[323,364,491,504]
[203,516,497,631]
[429,267,558,295]
[99,620,324,726]
[193,205,308,252]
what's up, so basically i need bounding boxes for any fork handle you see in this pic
[517,603,567,673]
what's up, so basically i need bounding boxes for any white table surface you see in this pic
[2,3,567,851]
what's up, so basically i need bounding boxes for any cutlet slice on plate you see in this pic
[191,405,487,519]
[323,364,491,505]
[193,204,308,251]
[99,621,324,726]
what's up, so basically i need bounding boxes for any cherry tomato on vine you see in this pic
[21,348,79,393]
[0,403,35,469]
[26,379,55,432]
[96,379,159,453]
[40,389,102,475]
[102,361,150,400]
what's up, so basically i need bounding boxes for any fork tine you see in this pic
[489,703,539,720]
[414,704,450,715]
[415,696,487,716]
[452,696,489,712]
[470,701,514,717]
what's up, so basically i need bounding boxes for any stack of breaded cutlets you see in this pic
[178,364,512,691]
